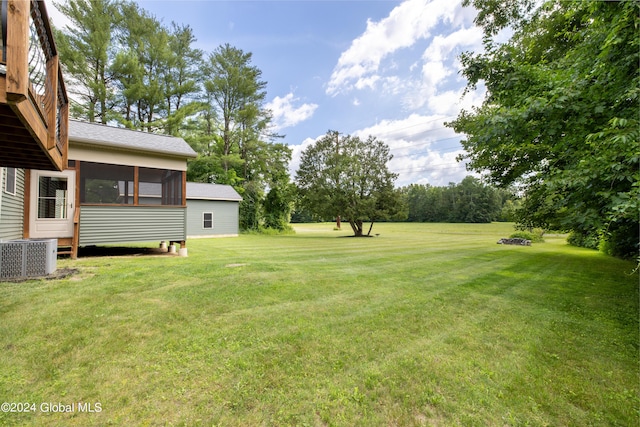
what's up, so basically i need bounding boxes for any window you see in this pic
[80,162,134,204]
[203,212,213,229]
[4,167,16,195]
[38,176,68,219]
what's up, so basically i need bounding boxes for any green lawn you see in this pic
[0,223,638,426]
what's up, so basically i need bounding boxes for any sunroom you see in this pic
[25,120,197,257]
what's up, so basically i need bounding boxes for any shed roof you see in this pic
[68,120,197,158]
[187,182,243,202]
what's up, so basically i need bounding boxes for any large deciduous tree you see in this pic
[447,0,638,259]
[296,131,405,236]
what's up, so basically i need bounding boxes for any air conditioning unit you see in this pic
[0,239,57,279]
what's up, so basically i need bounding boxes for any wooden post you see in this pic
[181,171,186,206]
[59,92,69,168]
[5,0,29,103]
[71,161,80,259]
[46,55,59,150]
[133,166,139,205]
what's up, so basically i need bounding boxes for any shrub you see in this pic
[567,231,600,250]
[510,228,544,243]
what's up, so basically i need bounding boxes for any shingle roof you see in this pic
[187,182,243,201]
[68,120,197,158]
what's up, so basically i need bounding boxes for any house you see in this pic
[1,120,198,258]
[186,182,242,238]
[0,1,238,260]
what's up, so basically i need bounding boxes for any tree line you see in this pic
[53,0,291,231]
[293,172,515,227]
[401,177,515,224]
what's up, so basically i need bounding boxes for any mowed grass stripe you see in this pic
[0,223,637,426]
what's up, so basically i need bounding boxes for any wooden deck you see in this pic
[0,0,68,171]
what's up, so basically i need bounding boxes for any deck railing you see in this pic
[1,0,68,169]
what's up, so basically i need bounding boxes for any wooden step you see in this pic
[57,237,73,247]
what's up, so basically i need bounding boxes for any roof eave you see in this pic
[71,137,198,159]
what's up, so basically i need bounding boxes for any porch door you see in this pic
[29,170,76,238]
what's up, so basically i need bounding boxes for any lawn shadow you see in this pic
[78,246,177,258]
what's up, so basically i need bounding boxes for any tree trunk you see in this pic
[367,221,375,236]
[349,219,364,237]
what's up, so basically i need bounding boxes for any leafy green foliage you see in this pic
[263,183,295,232]
[567,230,602,251]
[401,176,513,223]
[447,1,639,259]
[296,131,405,236]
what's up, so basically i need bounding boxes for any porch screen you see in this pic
[138,167,183,206]
[80,162,134,204]
[79,162,182,206]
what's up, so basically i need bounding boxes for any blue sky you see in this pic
[50,0,488,187]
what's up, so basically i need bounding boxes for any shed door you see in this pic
[29,170,76,238]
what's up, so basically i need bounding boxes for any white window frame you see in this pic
[3,167,16,195]
[203,212,213,229]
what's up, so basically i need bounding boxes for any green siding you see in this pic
[79,206,186,245]
[0,168,25,240]
[186,200,239,237]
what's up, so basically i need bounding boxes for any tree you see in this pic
[447,0,639,259]
[296,131,405,236]
[203,44,267,172]
[190,43,290,231]
[161,23,204,136]
[53,0,120,123]
[113,2,171,131]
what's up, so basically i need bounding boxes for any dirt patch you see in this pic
[0,268,79,283]
[225,263,248,268]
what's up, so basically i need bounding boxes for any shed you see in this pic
[186,182,242,238]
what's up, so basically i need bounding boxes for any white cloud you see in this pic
[422,26,482,62]
[351,114,471,186]
[288,114,475,187]
[326,0,461,96]
[289,136,323,180]
[266,93,318,131]
[403,25,484,111]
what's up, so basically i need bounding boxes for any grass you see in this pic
[0,222,638,426]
